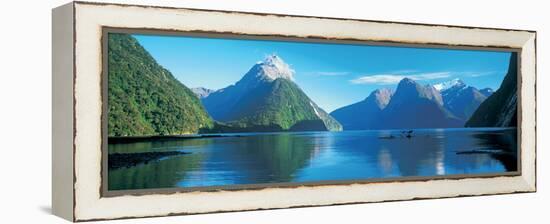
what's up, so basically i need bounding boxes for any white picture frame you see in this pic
[52,1,536,221]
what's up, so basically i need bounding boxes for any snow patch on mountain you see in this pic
[191,87,215,99]
[232,54,295,91]
[256,54,295,81]
[370,88,394,109]
[434,78,466,91]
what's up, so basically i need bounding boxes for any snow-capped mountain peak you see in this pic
[433,78,466,91]
[235,54,295,89]
[255,54,295,81]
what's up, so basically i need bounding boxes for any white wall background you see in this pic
[0,0,546,223]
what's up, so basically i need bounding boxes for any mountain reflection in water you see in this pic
[108,128,517,190]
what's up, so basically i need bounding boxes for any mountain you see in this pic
[203,55,294,121]
[107,33,213,136]
[466,54,518,127]
[329,77,495,130]
[191,87,215,99]
[379,78,462,129]
[330,88,393,130]
[437,78,489,121]
[202,55,342,132]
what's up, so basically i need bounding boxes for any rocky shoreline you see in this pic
[108,134,243,144]
[108,151,190,170]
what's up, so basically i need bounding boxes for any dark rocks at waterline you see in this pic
[108,151,190,170]
[455,149,507,155]
[108,134,244,144]
[378,130,415,139]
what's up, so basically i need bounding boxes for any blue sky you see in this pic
[133,34,512,112]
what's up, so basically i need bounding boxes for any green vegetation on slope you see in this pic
[220,78,341,132]
[107,33,213,136]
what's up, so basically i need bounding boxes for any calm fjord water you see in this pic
[108,128,517,190]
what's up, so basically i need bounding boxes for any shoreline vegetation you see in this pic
[108,133,245,144]
[108,126,519,144]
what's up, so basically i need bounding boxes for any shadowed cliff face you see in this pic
[466,53,518,127]
[480,88,494,97]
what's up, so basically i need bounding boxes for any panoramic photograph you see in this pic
[106,32,518,191]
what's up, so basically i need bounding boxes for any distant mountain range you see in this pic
[331,77,497,130]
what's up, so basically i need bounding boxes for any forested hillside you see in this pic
[107,34,213,136]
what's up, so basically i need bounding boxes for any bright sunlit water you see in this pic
[108,128,517,190]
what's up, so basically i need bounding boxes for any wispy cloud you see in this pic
[350,72,451,85]
[456,71,503,77]
[389,69,418,74]
[306,71,350,77]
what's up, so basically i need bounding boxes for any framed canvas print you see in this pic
[52,1,537,222]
